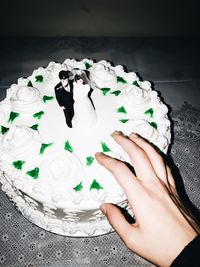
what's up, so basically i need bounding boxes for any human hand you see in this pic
[95,131,199,267]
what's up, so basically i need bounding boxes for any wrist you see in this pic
[170,235,200,267]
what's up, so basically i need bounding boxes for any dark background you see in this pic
[0,0,199,109]
[0,0,199,37]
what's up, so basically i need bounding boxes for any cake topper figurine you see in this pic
[72,73,96,127]
[54,70,74,128]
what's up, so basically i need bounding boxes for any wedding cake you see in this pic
[0,59,171,236]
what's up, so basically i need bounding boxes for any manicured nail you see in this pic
[100,204,107,214]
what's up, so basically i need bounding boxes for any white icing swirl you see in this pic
[0,99,11,124]
[130,119,168,151]
[24,195,39,209]
[1,125,42,158]
[40,151,83,191]
[45,61,68,84]
[43,203,57,218]
[90,61,117,88]
[63,58,94,71]
[64,59,82,70]
[10,86,41,112]
[131,119,158,142]
[6,84,18,99]
[139,81,152,91]
[114,65,138,83]
[32,67,45,77]
[121,85,150,115]
[17,77,30,87]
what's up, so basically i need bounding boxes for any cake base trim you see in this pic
[0,171,132,237]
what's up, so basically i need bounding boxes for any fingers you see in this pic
[129,132,167,178]
[129,132,175,188]
[166,166,176,188]
[100,203,140,250]
[95,152,143,205]
[112,131,157,181]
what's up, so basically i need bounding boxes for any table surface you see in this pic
[0,37,200,267]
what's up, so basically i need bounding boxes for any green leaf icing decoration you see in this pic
[26,167,39,179]
[101,142,111,153]
[110,90,121,96]
[27,80,33,87]
[31,124,39,131]
[35,75,43,83]
[0,125,9,134]
[145,108,154,118]
[8,112,20,123]
[33,111,44,119]
[84,62,92,69]
[117,106,127,114]
[86,156,94,166]
[150,122,158,130]
[73,182,83,192]
[133,80,140,87]
[64,140,73,153]
[119,119,129,123]
[12,160,25,170]
[90,179,103,190]
[43,95,54,103]
[39,143,53,154]
[117,76,127,84]
[100,87,111,96]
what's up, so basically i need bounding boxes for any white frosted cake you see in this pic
[0,59,170,236]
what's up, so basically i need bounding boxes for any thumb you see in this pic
[100,203,139,249]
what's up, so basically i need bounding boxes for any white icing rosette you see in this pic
[10,85,41,113]
[129,119,168,151]
[90,60,117,88]
[121,85,151,115]
[39,151,83,193]
[25,67,47,90]
[31,67,45,76]
[139,81,152,91]
[45,61,68,85]
[63,58,93,71]
[17,77,30,87]
[0,99,11,125]
[64,59,83,71]
[6,84,19,99]
[113,64,124,73]
[114,65,139,84]
[1,125,42,158]
[150,91,169,113]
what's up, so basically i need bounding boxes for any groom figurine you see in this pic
[54,70,74,128]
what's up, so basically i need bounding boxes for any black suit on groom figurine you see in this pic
[54,70,74,128]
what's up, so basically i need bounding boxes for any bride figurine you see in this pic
[72,74,96,128]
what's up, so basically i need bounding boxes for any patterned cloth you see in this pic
[0,102,200,267]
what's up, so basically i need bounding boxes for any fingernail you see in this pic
[95,152,104,156]
[130,132,138,138]
[100,204,107,214]
[113,130,122,136]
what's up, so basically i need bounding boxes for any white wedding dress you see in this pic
[72,82,96,127]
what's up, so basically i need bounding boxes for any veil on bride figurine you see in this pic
[72,73,96,128]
